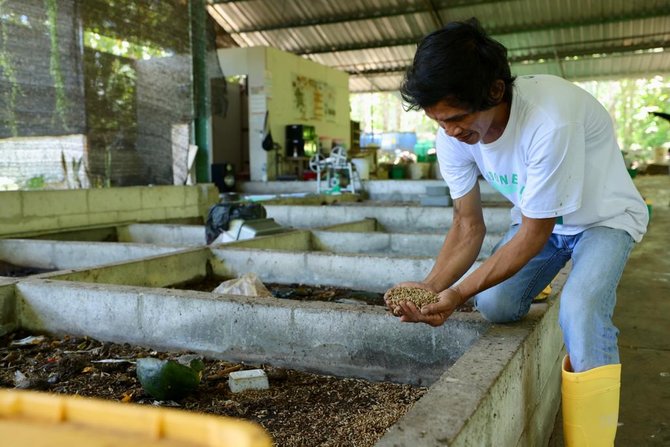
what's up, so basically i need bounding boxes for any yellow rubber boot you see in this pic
[562,356,621,447]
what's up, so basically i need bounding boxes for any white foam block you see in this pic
[228,369,270,393]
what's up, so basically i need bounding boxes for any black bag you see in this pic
[205,202,267,244]
[262,111,274,151]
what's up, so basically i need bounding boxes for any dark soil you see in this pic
[0,260,56,277]
[174,276,386,306]
[0,331,427,447]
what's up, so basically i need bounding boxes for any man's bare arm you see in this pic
[423,183,487,291]
[397,202,555,327]
[449,213,555,301]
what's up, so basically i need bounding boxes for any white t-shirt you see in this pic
[437,74,648,242]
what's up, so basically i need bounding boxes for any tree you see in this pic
[577,76,670,164]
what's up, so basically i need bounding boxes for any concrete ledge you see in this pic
[223,230,312,251]
[315,218,378,232]
[0,282,17,336]
[117,224,207,246]
[42,247,210,288]
[28,226,119,242]
[0,239,184,270]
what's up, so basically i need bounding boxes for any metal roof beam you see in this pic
[343,39,670,76]
[422,0,445,29]
[295,7,670,55]
[213,0,504,34]
[350,62,670,93]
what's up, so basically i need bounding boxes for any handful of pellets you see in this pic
[386,287,440,313]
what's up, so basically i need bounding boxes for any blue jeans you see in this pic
[474,225,634,372]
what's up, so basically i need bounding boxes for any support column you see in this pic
[190,0,210,182]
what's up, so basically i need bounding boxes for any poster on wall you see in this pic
[292,74,336,122]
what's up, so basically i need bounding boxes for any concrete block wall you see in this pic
[0,184,219,238]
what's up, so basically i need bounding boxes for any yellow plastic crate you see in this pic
[0,389,273,447]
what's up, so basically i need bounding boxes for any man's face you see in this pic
[424,100,501,145]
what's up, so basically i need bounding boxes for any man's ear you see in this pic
[489,80,505,103]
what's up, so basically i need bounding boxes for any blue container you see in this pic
[360,133,382,148]
[397,132,417,150]
[381,132,399,150]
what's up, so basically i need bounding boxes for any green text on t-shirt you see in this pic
[485,171,525,196]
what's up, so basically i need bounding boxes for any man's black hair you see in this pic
[400,17,515,111]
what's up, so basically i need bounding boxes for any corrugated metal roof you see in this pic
[207,0,670,92]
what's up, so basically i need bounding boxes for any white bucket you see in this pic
[409,162,430,179]
[432,162,442,180]
[653,147,668,165]
[351,158,370,180]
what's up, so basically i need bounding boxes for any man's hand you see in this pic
[387,286,463,327]
[384,281,437,317]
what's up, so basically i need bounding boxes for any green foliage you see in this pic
[79,0,191,186]
[84,31,171,60]
[351,77,670,165]
[350,92,437,140]
[24,176,46,190]
[45,0,70,130]
[577,77,670,164]
[60,150,85,189]
[81,0,190,55]
[0,0,22,136]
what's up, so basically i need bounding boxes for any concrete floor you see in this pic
[550,174,670,446]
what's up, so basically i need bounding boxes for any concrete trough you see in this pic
[239,179,507,203]
[211,246,453,292]
[26,223,208,247]
[0,202,564,445]
[13,279,488,386]
[310,229,501,259]
[3,264,566,446]
[0,239,184,271]
[215,218,502,262]
[117,223,208,246]
[30,236,470,294]
[265,203,512,233]
[26,222,292,247]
